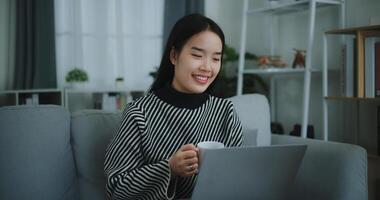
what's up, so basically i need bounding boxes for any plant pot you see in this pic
[115,80,125,89]
[70,82,86,90]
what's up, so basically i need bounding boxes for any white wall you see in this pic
[205,0,380,147]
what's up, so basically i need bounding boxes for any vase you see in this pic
[70,82,86,90]
[115,81,125,89]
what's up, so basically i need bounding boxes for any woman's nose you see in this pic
[200,58,212,71]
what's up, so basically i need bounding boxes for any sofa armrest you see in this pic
[272,134,368,200]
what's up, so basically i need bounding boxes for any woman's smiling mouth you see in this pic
[192,74,210,84]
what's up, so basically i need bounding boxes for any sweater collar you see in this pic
[154,84,209,109]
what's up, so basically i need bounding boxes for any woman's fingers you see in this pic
[181,149,198,159]
[169,144,200,177]
[182,156,198,166]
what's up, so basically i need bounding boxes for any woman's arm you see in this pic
[224,101,243,147]
[104,106,175,200]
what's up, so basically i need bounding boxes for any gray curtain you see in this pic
[14,0,56,89]
[163,0,204,47]
[0,0,16,90]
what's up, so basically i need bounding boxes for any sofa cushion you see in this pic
[228,94,271,146]
[242,128,258,146]
[272,134,368,200]
[0,105,78,200]
[71,110,121,200]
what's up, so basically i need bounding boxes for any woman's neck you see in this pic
[154,84,208,109]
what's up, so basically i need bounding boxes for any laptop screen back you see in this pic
[191,144,306,200]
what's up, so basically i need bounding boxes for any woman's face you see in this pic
[170,30,223,94]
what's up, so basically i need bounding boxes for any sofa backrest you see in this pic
[228,94,271,146]
[70,110,121,200]
[0,105,78,200]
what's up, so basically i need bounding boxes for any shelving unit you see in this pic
[64,88,132,112]
[323,25,380,140]
[0,89,64,107]
[237,0,345,138]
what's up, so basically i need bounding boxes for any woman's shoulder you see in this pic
[126,92,156,109]
[208,95,234,110]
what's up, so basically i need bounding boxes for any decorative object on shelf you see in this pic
[267,0,280,7]
[258,55,287,69]
[65,68,88,89]
[289,123,315,138]
[269,55,287,68]
[271,122,284,134]
[115,77,125,89]
[292,48,306,68]
[258,56,271,69]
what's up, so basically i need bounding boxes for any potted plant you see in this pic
[217,44,268,98]
[115,77,125,89]
[65,68,88,89]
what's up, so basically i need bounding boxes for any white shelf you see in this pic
[243,68,321,75]
[237,0,345,139]
[0,89,64,107]
[64,88,129,93]
[64,88,133,112]
[248,0,341,15]
[0,88,62,94]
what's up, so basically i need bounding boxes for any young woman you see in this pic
[104,14,242,200]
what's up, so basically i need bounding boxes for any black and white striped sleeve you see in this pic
[104,105,175,200]
[224,101,243,147]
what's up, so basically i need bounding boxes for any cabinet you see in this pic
[0,89,64,107]
[323,25,380,140]
[0,88,140,113]
[64,89,132,112]
[237,0,345,138]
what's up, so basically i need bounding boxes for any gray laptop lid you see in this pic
[191,144,307,200]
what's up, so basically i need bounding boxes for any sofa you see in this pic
[0,94,368,200]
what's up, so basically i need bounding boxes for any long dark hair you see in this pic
[150,14,225,94]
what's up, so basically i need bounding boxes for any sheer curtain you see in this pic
[54,0,164,91]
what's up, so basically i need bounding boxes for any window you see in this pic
[54,0,164,90]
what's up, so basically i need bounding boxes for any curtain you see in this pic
[0,0,16,90]
[14,0,57,89]
[163,0,204,46]
[55,0,164,91]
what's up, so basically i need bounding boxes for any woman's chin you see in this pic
[190,85,209,94]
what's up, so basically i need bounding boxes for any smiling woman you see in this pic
[104,14,242,200]
[170,31,222,94]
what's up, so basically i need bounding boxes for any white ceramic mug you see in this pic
[197,141,224,166]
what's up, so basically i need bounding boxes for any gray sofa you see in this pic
[0,94,368,200]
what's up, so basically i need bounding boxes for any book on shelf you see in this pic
[376,42,380,97]
[343,36,380,98]
[365,37,380,98]
[378,106,380,155]
[101,93,127,111]
[343,36,356,97]
[25,94,39,105]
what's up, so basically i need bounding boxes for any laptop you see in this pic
[191,144,307,200]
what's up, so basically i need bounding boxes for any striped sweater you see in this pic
[104,90,242,200]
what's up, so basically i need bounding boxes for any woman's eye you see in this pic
[192,54,202,58]
[213,58,220,62]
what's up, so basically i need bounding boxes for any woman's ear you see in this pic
[170,47,177,66]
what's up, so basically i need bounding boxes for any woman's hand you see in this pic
[169,144,199,177]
